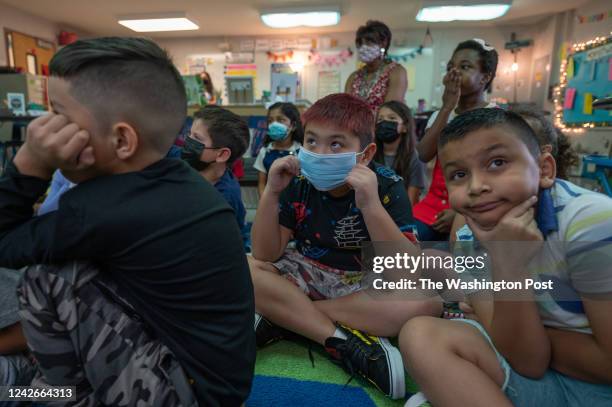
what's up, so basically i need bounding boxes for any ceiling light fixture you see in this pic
[118,12,199,32]
[416,0,512,22]
[261,6,341,28]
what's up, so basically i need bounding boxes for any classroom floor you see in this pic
[247,339,427,407]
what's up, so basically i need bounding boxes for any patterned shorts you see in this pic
[272,250,363,300]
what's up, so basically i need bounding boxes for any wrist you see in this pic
[359,200,384,217]
[440,105,455,114]
[263,185,282,200]
[13,147,54,180]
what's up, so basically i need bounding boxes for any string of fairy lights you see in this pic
[553,32,612,134]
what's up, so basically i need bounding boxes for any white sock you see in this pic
[333,327,348,340]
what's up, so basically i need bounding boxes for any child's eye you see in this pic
[461,64,470,70]
[331,142,343,150]
[488,159,506,169]
[450,171,466,181]
[305,138,316,146]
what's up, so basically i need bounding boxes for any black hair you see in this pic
[355,20,392,55]
[264,102,304,145]
[200,71,214,96]
[193,105,249,166]
[510,108,578,179]
[374,101,415,188]
[50,37,186,154]
[453,39,498,92]
[439,108,541,158]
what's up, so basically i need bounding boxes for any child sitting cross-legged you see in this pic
[249,93,442,400]
[399,108,612,407]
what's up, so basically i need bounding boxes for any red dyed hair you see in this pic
[302,93,374,147]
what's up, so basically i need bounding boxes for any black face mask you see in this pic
[375,120,401,143]
[181,137,214,171]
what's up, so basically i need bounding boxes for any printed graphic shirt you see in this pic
[278,162,415,271]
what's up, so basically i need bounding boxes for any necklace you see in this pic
[356,60,388,100]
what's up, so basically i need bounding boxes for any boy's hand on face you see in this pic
[346,164,379,211]
[266,155,299,195]
[466,196,543,270]
[15,113,94,179]
[442,68,461,111]
[432,209,456,233]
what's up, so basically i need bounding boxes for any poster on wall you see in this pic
[317,71,341,99]
[255,39,270,51]
[271,72,298,103]
[560,37,612,128]
[7,93,26,115]
[240,40,255,52]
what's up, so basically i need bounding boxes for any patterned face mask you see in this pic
[358,44,383,63]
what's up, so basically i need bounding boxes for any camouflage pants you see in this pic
[17,262,198,407]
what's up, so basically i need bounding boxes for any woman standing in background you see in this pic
[345,20,407,112]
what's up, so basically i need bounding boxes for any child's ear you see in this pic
[538,151,556,189]
[540,144,553,154]
[113,122,138,160]
[216,147,232,164]
[480,72,492,89]
[360,142,377,164]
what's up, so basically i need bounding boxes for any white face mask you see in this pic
[358,44,383,63]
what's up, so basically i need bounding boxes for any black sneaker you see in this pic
[324,326,405,399]
[254,313,288,348]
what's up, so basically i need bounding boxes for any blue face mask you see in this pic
[268,122,289,141]
[298,148,363,191]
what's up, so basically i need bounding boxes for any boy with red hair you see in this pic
[249,93,441,399]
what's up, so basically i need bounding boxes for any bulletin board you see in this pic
[561,37,612,128]
[4,29,56,75]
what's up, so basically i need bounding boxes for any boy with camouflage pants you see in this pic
[0,37,254,406]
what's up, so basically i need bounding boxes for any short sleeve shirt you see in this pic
[455,180,612,334]
[278,162,415,270]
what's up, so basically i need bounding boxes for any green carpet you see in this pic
[247,339,424,407]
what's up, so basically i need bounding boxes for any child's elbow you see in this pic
[510,352,550,379]
[415,145,430,163]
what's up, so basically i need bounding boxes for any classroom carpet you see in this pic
[247,339,427,407]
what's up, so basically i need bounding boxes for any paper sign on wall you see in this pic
[589,61,597,81]
[567,57,575,78]
[563,88,576,109]
[583,92,593,115]
[255,39,270,51]
[240,40,255,52]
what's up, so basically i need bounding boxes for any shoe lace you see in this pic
[337,334,379,387]
[307,342,316,368]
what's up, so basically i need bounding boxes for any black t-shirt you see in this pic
[0,159,255,407]
[278,162,414,270]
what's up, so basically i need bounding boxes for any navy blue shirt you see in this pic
[215,169,246,233]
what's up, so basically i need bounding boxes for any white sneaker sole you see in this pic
[254,312,262,330]
[379,337,406,400]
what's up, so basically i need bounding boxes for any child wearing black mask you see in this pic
[181,105,250,235]
[374,101,426,206]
